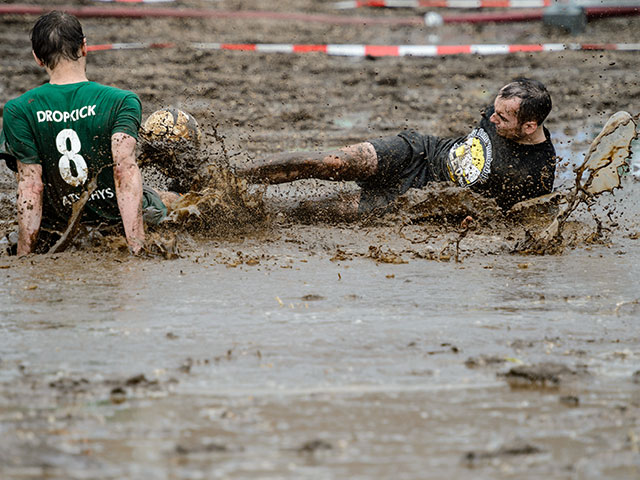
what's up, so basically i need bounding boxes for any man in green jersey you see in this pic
[0,11,168,256]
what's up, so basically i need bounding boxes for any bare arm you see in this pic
[16,162,44,256]
[112,132,144,254]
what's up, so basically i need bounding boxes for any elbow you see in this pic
[18,178,44,199]
[33,180,44,197]
[113,162,128,183]
[113,161,140,185]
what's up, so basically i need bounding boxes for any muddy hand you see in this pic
[460,215,474,231]
[128,238,145,256]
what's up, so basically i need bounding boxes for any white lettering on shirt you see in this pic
[62,187,114,207]
[36,105,98,124]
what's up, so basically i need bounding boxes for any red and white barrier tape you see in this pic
[87,42,174,51]
[94,0,174,3]
[335,0,551,8]
[195,42,640,56]
[334,0,640,8]
[2,5,638,25]
[86,42,640,56]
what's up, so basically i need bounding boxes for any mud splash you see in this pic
[515,111,637,254]
[138,140,205,194]
[164,163,268,236]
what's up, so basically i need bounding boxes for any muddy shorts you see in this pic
[142,185,169,224]
[357,130,457,214]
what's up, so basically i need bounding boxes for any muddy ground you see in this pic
[1,1,639,479]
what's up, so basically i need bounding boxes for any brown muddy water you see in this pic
[1,183,640,479]
[2,4,640,478]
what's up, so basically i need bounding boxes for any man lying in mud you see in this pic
[0,11,174,256]
[238,78,556,219]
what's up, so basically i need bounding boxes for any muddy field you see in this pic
[1,1,640,479]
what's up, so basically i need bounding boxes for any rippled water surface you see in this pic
[1,185,639,480]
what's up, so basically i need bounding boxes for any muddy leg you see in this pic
[237,143,378,184]
[280,192,362,222]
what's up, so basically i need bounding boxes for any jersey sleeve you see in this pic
[2,101,40,165]
[0,128,18,172]
[111,93,142,139]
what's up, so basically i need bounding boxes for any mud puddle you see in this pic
[1,222,639,478]
[2,4,640,478]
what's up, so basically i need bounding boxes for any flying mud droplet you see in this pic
[515,111,637,254]
[209,121,230,166]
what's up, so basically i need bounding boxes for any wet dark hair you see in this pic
[30,11,85,70]
[498,78,552,126]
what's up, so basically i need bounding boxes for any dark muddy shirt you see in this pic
[460,108,556,209]
[363,107,556,211]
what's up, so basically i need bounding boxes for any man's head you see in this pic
[490,78,552,141]
[31,11,85,70]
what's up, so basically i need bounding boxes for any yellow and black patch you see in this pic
[446,128,492,187]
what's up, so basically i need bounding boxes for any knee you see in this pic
[322,153,344,171]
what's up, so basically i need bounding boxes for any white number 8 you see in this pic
[56,129,88,186]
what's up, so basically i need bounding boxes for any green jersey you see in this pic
[2,81,142,229]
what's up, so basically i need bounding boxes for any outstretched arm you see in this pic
[237,142,378,184]
[112,132,144,254]
[16,161,43,256]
